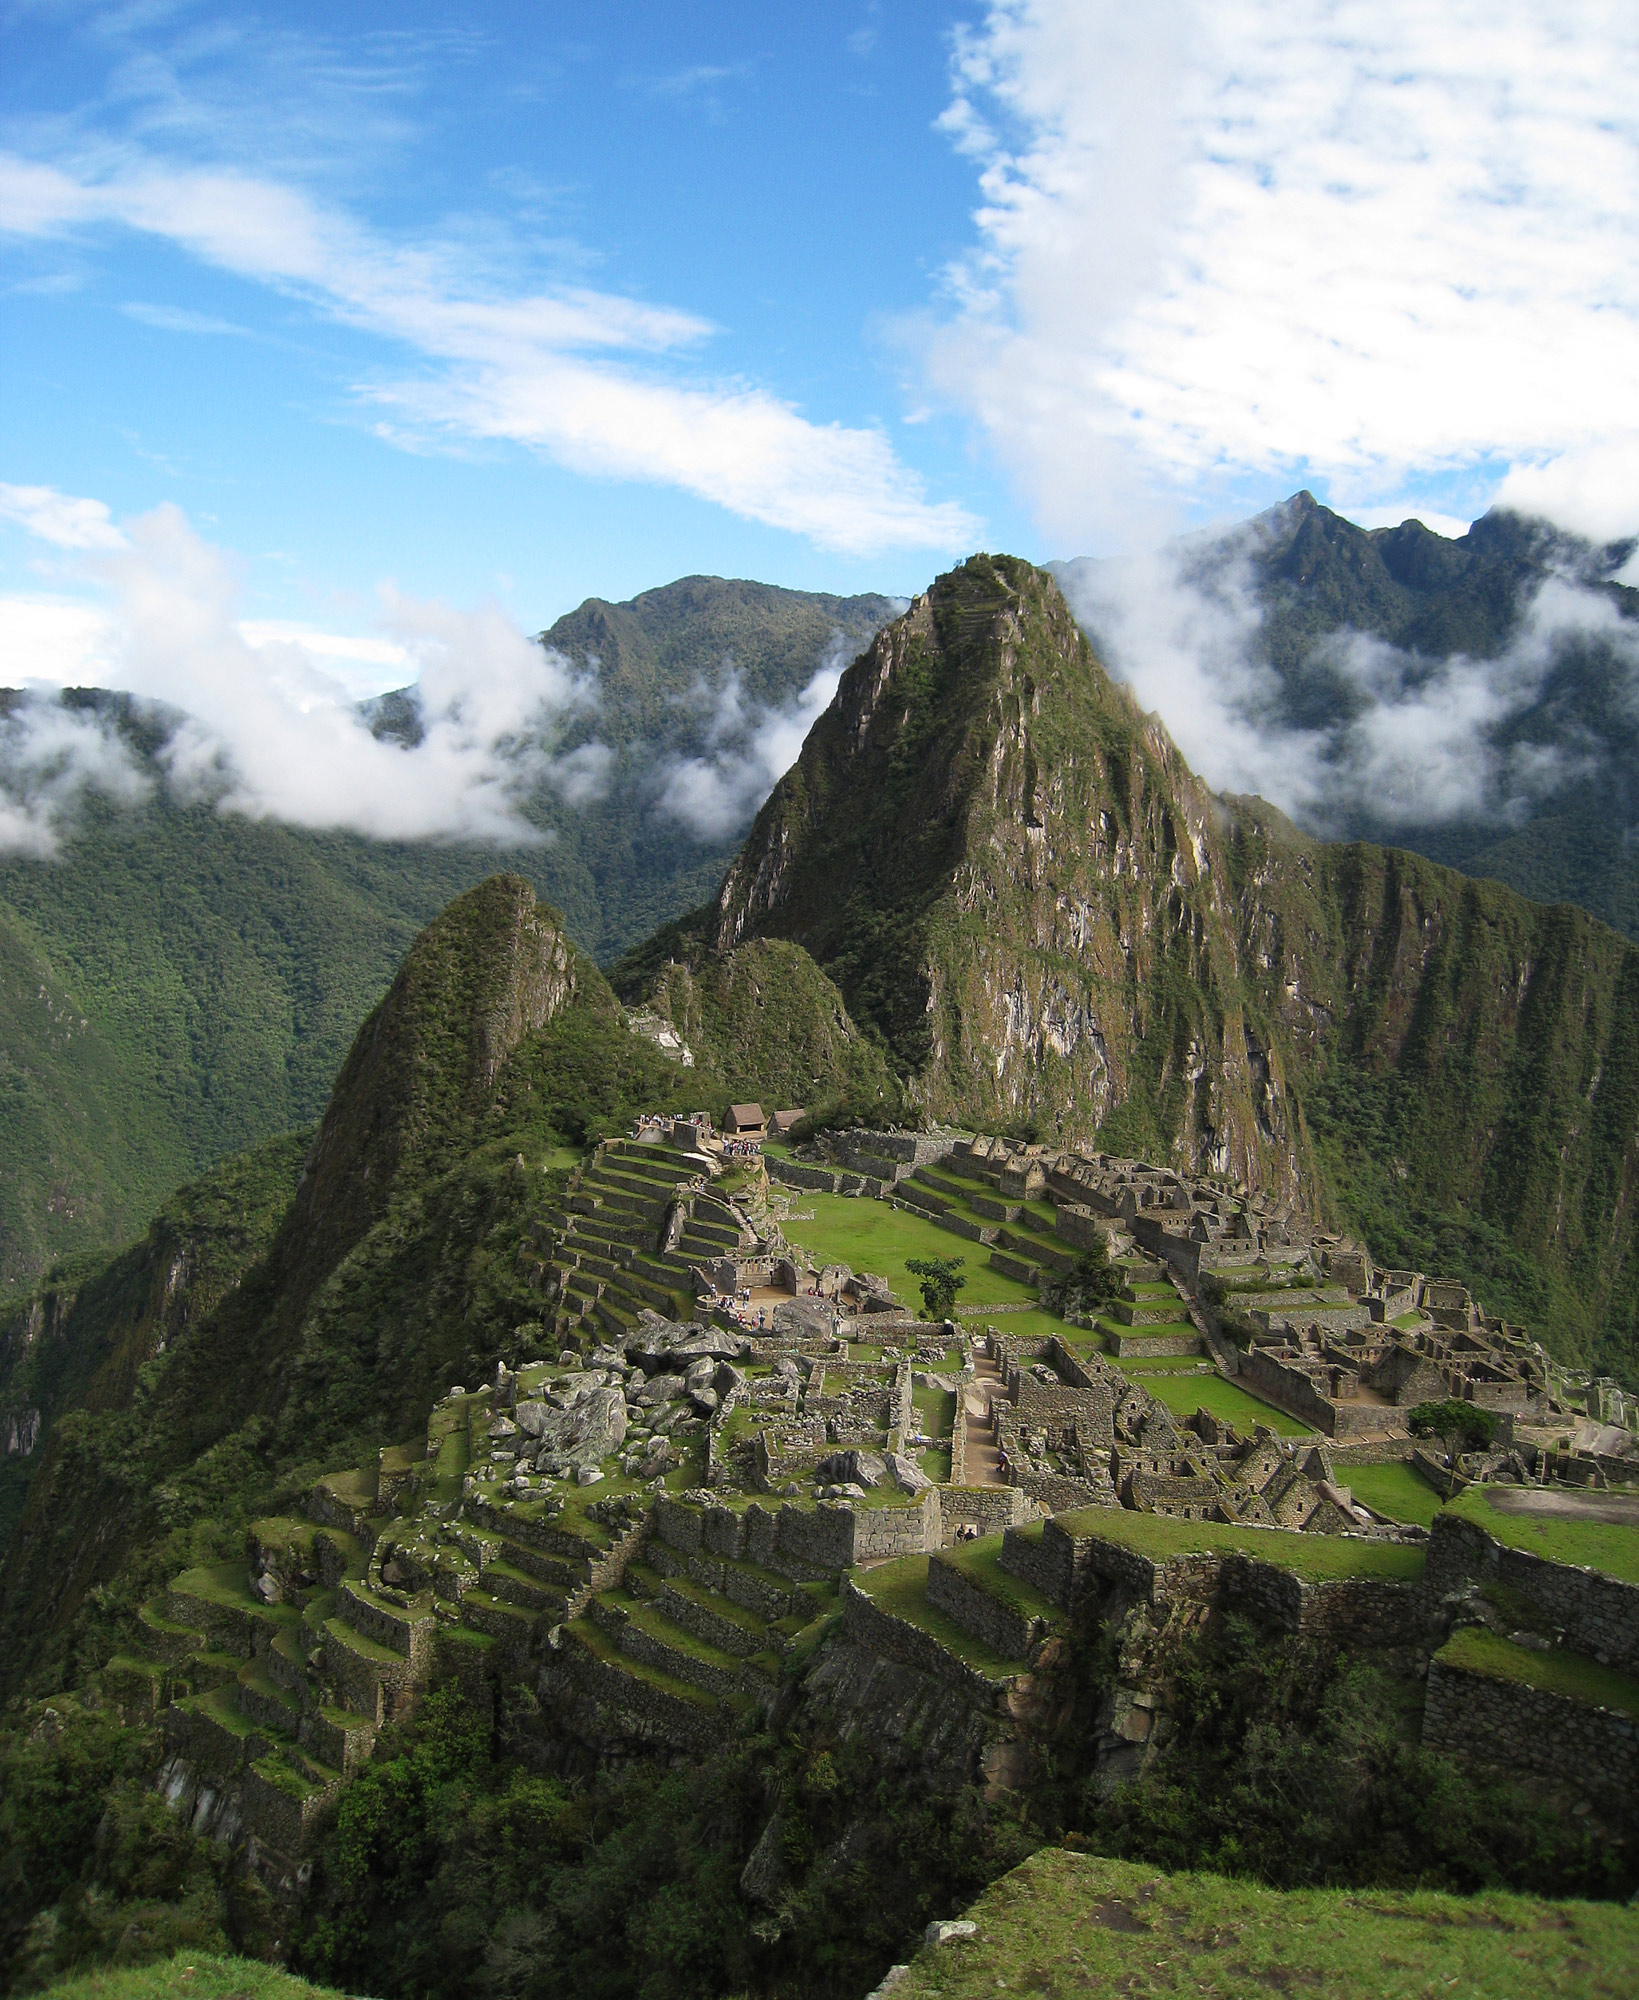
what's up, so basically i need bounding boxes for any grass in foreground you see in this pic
[1051,1505,1427,1582]
[896,1847,1639,2000]
[1348,1458,1443,1527]
[38,1955,342,2000]
[779,1193,1038,1308]
[1446,1485,1639,1584]
[1439,1624,1639,1717]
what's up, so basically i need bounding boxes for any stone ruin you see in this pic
[100,1118,1637,1906]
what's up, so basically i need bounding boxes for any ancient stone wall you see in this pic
[850,1492,942,1561]
[926,1556,1044,1658]
[1423,1656,1639,1816]
[943,1485,1027,1542]
[998,1523,1073,1607]
[1426,1513,1639,1675]
[840,1580,1008,1701]
[766,1157,843,1194]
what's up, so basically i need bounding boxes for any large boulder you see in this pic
[630,1372,689,1409]
[515,1385,627,1471]
[772,1296,834,1341]
[817,1448,886,1488]
[883,1450,932,1494]
[626,1317,748,1371]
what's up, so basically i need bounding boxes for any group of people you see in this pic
[720,1137,763,1159]
[715,1287,769,1331]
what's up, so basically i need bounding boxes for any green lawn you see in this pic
[966,1307,1081,1343]
[1052,1504,1427,1581]
[781,1193,1038,1308]
[912,1382,957,1444]
[1348,1459,1442,1527]
[1123,1370,1312,1437]
[1439,1624,1639,1717]
[894,1848,1639,2000]
[1120,1356,1218,1375]
[1446,1485,1639,1584]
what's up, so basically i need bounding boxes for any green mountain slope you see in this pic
[628,555,1639,1381]
[0,580,893,1284]
[0,872,894,1690]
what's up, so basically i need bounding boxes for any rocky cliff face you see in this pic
[700,556,1639,1372]
[709,557,1307,1191]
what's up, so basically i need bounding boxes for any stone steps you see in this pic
[138,1598,206,1666]
[458,1590,540,1645]
[322,1616,418,1722]
[338,1580,436,1662]
[301,1703,377,1779]
[557,1617,734,1747]
[924,1542,1060,1661]
[650,1573,778,1661]
[167,1564,300,1658]
[482,1559,570,1616]
[682,1218,742,1252]
[592,1591,754,1701]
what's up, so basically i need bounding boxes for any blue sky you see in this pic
[0,0,1635,846]
[3,1,1013,636]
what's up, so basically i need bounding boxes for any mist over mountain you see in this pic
[1054,494,1639,940]
[0,580,893,1283]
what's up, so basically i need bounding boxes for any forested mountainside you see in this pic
[0,876,882,1690]
[618,556,1639,1384]
[1056,494,1639,941]
[0,581,893,1284]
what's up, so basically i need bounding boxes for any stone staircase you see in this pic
[112,1347,853,1873]
[550,1500,843,1751]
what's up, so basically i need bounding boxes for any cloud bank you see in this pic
[1061,543,1639,834]
[929,0,1639,544]
[653,629,871,842]
[0,486,609,853]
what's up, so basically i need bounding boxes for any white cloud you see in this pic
[1063,546,1639,832]
[120,301,250,335]
[927,0,1639,545]
[0,489,613,848]
[0,150,975,555]
[0,695,151,857]
[653,629,868,841]
[0,481,127,550]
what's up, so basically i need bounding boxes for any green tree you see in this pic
[905,1255,966,1321]
[1407,1399,1499,1460]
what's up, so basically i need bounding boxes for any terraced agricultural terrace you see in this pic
[112,1119,1639,1904]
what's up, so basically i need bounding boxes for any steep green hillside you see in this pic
[639,556,1639,1380]
[0,1132,307,1560]
[0,872,893,1695]
[621,935,899,1113]
[0,580,892,1285]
